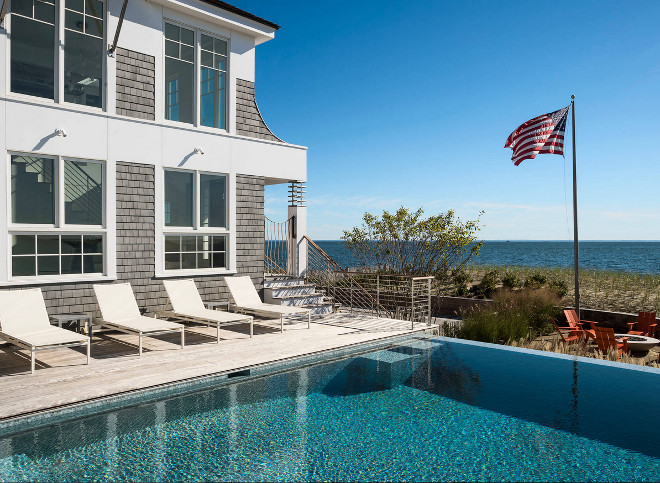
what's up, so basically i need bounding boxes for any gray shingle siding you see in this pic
[116,48,155,121]
[235,79,283,142]
[3,163,265,316]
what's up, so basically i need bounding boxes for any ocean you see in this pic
[313,240,660,275]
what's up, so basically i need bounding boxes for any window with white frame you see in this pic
[163,169,227,271]
[164,21,228,129]
[9,0,105,108]
[9,154,106,278]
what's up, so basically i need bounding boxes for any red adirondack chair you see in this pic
[593,326,628,359]
[551,318,586,345]
[563,309,597,340]
[627,311,657,338]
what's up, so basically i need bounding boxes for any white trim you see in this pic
[5,151,113,283]
[2,274,117,286]
[156,167,233,277]
[162,17,230,133]
[154,269,235,279]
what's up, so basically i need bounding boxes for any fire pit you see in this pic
[614,334,660,353]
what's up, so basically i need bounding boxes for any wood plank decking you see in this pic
[0,314,437,420]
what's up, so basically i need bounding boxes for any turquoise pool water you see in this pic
[1,336,659,481]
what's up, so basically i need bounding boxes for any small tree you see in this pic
[341,206,483,282]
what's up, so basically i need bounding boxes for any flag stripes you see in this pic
[504,106,570,166]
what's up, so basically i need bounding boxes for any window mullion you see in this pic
[57,0,64,103]
[57,156,65,227]
[194,32,200,127]
[194,171,200,230]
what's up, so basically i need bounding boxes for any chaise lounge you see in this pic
[162,279,253,342]
[224,276,310,333]
[0,288,90,374]
[93,283,185,355]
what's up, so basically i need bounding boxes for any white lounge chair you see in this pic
[93,283,184,355]
[224,276,310,332]
[0,288,90,374]
[162,279,253,342]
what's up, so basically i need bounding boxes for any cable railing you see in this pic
[303,236,434,326]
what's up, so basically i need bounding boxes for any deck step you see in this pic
[265,285,317,298]
[264,278,307,289]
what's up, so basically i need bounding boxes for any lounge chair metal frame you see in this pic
[0,332,90,374]
[0,288,90,374]
[225,276,311,333]
[159,279,254,342]
[97,319,184,355]
[232,306,310,333]
[157,309,253,342]
[93,283,185,356]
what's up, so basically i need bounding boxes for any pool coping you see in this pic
[436,336,660,375]
[0,328,434,437]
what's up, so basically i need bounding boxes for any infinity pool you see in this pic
[1,336,659,482]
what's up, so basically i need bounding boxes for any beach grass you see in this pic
[449,265,660,314]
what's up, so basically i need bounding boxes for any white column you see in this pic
[287,205,307,277]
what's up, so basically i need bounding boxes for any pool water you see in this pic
[1,336,660,482]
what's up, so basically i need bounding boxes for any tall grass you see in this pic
[446,265,660,313]
[456,289,561,344]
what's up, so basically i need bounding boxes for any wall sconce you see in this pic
[55,128,67,137]
[194,147,204,155]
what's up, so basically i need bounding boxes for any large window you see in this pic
[163,169,228,272]
[10,0,56,99]
[165,23,194,124]
[9,0,105,107]
[164,22,228,129]
[200,34,227,129]
[10,154,106,278]
[64,0,104,107]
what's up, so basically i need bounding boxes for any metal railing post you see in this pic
[427,278,432,325]
[376,275,380,318]
[350,275,354,313]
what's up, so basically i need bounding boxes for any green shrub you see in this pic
[451,269,471,297]
[548,280,569,299]
[501,272,522,290]
[457,288,561,343]
[524,273,548,289]
[471,270,500,298]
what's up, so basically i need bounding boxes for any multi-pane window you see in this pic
[163,169,228,272]
[200,35,227,129]
[10,154,105,278]
[64,0,104,107]
[9,0,105,106]
[10,0,56,99]
[11,234,103,276]
[165,23,194,124]
[164,22,228,129]
[164,235,226,270]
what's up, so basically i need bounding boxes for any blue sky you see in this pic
[230,0,660,241]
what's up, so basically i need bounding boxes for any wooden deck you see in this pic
[0,314,437,420]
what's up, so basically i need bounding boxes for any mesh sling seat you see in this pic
[93,283,184,355]
[162,279,253,342]
[0,288,90,374]
[224,276,310,333]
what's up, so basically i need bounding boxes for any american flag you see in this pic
[504,106,570,166]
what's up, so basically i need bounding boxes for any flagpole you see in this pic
[571,95,580,318]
